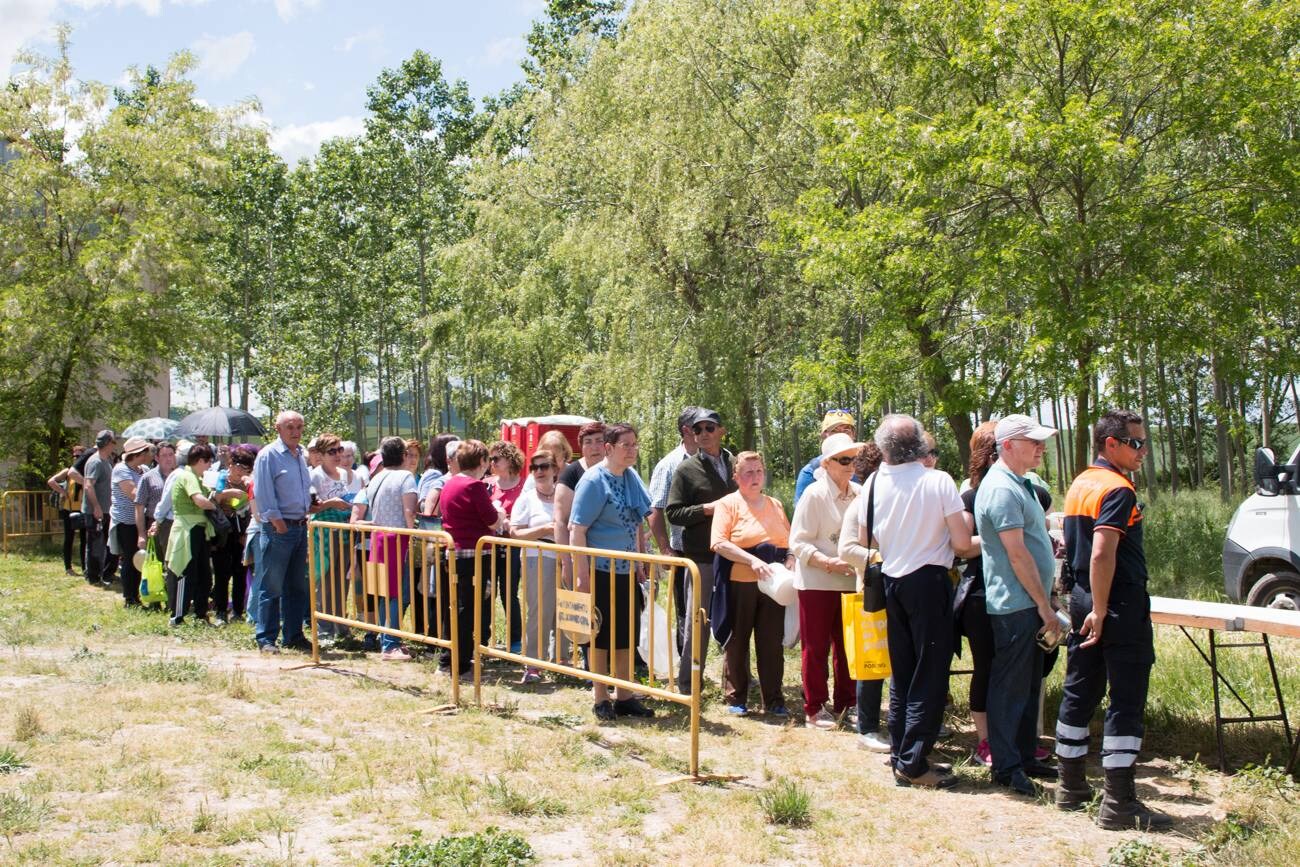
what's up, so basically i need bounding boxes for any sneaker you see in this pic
[858,731,891,752]
[727,705,749,716]
[894,767,957,789]
[593,700,617,722]
[213,618,227,627]
[381,648,412,661]
[65,568,76,577]
[168,616,185,628]
[521,667,542,684]
[805,706,837,730]
[1023,758,1058,780]
[1035,746,1051,762]
[974,739,992,767]
[284,638,314,653]
[613,698,655,718]
[767,704,790,719]
[259,643,280,655]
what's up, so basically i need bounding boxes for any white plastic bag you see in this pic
[782,597,801,648]
[638,598,678,680]
[758,563,799,607]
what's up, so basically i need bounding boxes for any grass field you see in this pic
[0,546,1297,865]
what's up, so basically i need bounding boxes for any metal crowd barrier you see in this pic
[0,490,62,555]
[470,536,707,777]
[305,520,460,702]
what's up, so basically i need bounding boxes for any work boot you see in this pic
[1097,766,1173,831]
[1054,755,1093,812]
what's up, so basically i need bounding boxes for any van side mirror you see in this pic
[1255,448,1280,496]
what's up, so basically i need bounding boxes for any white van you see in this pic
[1222,445,1300,610]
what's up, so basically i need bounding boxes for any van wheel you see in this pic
[1245,571,1300,611]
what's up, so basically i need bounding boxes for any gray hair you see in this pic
[341,440,358,455]
[874,414,928,465]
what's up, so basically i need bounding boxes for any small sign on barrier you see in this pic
[556,588,596,641]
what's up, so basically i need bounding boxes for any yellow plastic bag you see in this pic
[139,538,167,607]
[843,592,890,680]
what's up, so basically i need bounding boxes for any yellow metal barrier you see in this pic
[1,490,63,555]
[471,536,707,778]
[305,520,461,703]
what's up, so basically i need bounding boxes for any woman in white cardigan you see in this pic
[789,433,862,731]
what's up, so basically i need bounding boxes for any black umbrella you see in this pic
[174,407,267,438]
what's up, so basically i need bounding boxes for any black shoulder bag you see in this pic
[862,472,886,613]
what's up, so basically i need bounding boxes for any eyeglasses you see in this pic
[830,456,855,466]
[530,462,553,472]
[1113,436,1147,451]
[693,423,719,434]
[326,447,343,455]
[616,440,639,449]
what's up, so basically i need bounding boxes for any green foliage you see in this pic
[1142,491,1237,599]
[0,746,29,774]
[379,827,536,867]
[757,777,812,827]
[133,656,209,683]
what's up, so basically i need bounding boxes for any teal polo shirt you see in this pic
[974,463,1056,615]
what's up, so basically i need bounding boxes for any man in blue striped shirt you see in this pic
[253,411,315,654]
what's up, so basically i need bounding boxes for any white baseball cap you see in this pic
[994,414,1057,444]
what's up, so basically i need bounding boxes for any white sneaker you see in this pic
[805,706,837,730]
[857,731,891,752]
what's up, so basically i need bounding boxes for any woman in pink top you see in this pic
[710,451,793,717]
[438,439,506,676]
[487,440,526,653]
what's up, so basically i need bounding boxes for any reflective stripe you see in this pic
[1102,752,1137,768]
[1055,743,1088,759]
[1056,721,1090,741]
[1102,736,1143,752]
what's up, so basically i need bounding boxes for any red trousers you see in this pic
[798,587,855,716]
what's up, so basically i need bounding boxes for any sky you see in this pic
[1,0,545,163]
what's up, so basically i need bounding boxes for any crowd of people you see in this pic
[45,403,1171,831]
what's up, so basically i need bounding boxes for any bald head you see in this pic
[874,414,927,465]
[274,411,305,448]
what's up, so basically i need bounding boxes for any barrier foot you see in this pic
[280,661,334,671]
[417,704,459,716]
[656,773,745,787]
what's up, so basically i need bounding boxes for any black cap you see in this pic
[688,408,722,428]
[677,406,704,433]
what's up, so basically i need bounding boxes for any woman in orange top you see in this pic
[710,451,794,717]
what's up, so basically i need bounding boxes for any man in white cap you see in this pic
[974,414,1062,796]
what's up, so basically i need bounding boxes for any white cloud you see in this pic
[480,36,524,68]
[337,25,381,53]
[269,0,318,22]
[192,30,254,81]
[302,80,314,91]
[0,0,60,72]
[269,115,365,164]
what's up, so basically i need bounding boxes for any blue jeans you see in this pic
[244,532,260,625]
[987,607,1044,777]
[256,524,309,648]
[377,568,411,652]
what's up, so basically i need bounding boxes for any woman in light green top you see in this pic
[165,444,240,626]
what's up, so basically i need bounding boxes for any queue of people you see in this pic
[45,402,1170,830]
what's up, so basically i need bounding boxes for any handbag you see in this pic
[139,538,167,607]
[862,472,885,613]
[206,506,232,547]
[843,591,891,679]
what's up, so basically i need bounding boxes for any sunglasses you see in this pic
[1113,436,1147,451]
[693,423,719,434]
[530,462,553,472]
[326,447,343,455]
[830,456,855,466]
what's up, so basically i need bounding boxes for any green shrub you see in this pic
[1140,490,1235,600]
[0,746,28,774]
[379,827,535,866]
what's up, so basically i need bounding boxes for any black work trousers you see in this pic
[113,523,141,606]
[1054,583,1154,770]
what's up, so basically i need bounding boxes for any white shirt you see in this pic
[510,489,557,560]
[858,461,964,577]
[789,476,861,592]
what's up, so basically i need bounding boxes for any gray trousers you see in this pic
[676,560,716,694]
[523,556,574,663]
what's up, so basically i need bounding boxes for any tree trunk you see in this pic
[1212,358,1231,503]
[1138,345,1156,501]
[1073,359,1092,474]
[1189,363,1203,489]
[1156,349,1178,495]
